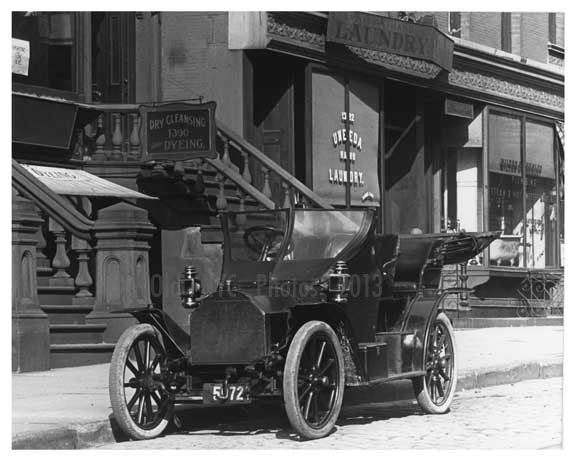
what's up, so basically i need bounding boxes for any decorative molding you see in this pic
[267,15,325,51]
[449,69,564,112]
[347,46,442,79]
[267,15,442,79]
[266,13,564,113]
[548,54,564,68]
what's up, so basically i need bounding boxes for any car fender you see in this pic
[400,293,444,372]
[112,307,190,359]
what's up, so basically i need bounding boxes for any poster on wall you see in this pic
[12,38,29,76]
[311,71,380,207]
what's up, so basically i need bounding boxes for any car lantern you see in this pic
[328,260,351,303]
[180,265,202,308]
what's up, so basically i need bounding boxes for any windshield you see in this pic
[284,210,369,261]
[225,210,289,263]
[224,209,370,264]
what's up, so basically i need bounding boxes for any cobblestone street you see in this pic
[97,377,562,450]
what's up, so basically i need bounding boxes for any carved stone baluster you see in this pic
[35,210,50,269]
[241,151,252,184]
[72,129,84,159]
[48,218,73,286]
[128,113,141,160]
[215,173,228,211]
[261,166,272,199]
[282,183,292,209]
[221,135,231,168]
[236,193,247,228]
[93,114,107,161]
[193,161,206,194]
[298,196,310,209]
[72,236,93,298]
[83,122,93,160]
[110,113,123,160]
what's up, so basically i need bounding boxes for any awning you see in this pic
[13,92,99,150]
[21,164,156,199]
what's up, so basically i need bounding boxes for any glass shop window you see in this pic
[12,12,76,93]
[487,111,560,268]
[524,120,556,268]
[488,112,523,267]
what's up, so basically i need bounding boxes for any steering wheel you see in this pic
[243,225,285,261]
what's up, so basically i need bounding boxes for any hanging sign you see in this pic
[140,101,217,161]
[327,12,454,71]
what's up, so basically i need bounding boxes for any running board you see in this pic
[345,371,427,387]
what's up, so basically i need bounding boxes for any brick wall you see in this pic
[160,12,244,133]
[556,13,565,48]
[436,12,449,33]
[520,13,548,63]
[469,12,502,50]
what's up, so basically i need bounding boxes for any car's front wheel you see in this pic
[283,321,345,440]
[412,312,458,414]
[109,324,175,440]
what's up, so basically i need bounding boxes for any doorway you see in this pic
[91,12,135,104]
[246,51,307,204]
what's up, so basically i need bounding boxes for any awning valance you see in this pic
[21,164,156,199]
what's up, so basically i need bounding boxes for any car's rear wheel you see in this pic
[412,312,457,414]
[283,321,345,440]
[109,324,174,440]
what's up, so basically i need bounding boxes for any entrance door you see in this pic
[91,12,135,104]
[249,52,301,205]
[383,82,430,233]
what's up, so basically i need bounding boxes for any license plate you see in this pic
[202,383,251,404]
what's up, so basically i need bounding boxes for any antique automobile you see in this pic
[109,208,498,440]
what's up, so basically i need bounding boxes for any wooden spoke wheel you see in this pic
[109,324,174,440]
[283,321,345,440]
[413,312,458,414]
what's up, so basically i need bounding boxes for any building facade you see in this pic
[12,11,564,371]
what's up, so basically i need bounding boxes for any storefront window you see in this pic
[12,12,76,93]
[525,120,556,268]
[487,110,560,268]
[488,112,523,266]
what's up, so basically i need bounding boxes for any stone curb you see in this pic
[12,362,563,450]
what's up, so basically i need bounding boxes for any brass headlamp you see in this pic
[328,260,351,304]
[180,265,202,309]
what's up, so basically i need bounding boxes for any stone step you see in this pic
[49,343,115,368]
[37,266,54,277]
[42,304,94,324]
[38,285,76,305]
[49,323,107,345]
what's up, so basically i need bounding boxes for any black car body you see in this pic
[109,208,498,440]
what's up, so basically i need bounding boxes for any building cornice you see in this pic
[448,69,563,113]
[263,12,564,117]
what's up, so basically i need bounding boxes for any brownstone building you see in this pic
[12,11,564,371]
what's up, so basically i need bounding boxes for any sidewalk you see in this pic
[12,325,564,449]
